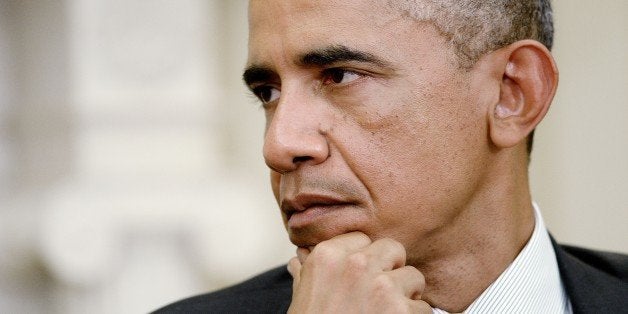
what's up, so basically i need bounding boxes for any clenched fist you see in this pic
[287,232,432,313]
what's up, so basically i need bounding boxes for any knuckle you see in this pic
[372,297,409,314]
[310,242,337,262]
[402,266,424,285]
[383,238,406,255]
[410,267,426,287]
[378,237,399,248]
[373,238,406,264]
[346,252,369,271]
[391,240,406,254]
[372,274,395,294]
[411,300,434,313]
[403,266,425,294]
[395,301,414,314]
[353,232,371,243]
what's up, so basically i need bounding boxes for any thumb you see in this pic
[296,247,311,264]
[287,257,302,287]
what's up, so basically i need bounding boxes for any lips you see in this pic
[281,194,354,228]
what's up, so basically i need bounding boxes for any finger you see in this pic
[312,231,371,255]
[287,257,302,287]
[386,265,426,299]
[361,238,406,271]
[408,299,433,314]
[296,247,311,264]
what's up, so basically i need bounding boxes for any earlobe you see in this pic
[488,40,559,149]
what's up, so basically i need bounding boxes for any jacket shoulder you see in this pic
[560,244,628,280]
[555,242,628,313]
[152,265,292,314]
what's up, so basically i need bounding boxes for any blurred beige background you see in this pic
[0,0,626,313]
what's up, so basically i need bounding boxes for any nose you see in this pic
[263,90,329,173]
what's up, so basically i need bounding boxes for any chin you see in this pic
[288,227,348,247]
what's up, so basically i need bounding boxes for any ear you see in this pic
[488,40,559,149]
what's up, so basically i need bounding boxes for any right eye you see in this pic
[253,86,281,104]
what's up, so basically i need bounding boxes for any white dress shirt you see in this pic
[433,203,573,313]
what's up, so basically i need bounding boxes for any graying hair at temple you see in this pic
[392,0,553,155]
[393,0,554,67]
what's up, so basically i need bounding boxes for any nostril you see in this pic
[292,156,313,164]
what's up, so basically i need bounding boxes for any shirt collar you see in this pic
[433,203,572,314]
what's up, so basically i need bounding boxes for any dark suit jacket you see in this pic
[154,241,628,313]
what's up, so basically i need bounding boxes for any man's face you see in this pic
[246,0,494,260]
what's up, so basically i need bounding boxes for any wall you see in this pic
[0,1,626,313]
[530,0,628,252]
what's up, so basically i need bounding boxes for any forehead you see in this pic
[247,0,409,67]
[248,0,394,26]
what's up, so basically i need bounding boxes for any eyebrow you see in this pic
[298,45,390,68]
[242,66,276,88]
[242,45,391,87]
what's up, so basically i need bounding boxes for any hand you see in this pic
[286,232,432,313]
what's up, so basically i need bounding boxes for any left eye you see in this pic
[252,86,281,104]
[322,68,361,85]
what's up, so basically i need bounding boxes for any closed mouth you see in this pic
[281,194,354,221]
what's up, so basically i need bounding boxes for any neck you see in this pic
[416,151,535,312]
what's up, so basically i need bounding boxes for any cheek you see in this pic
[270,171,281,202]
[335,105,432,200]
[354,94,487,225]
